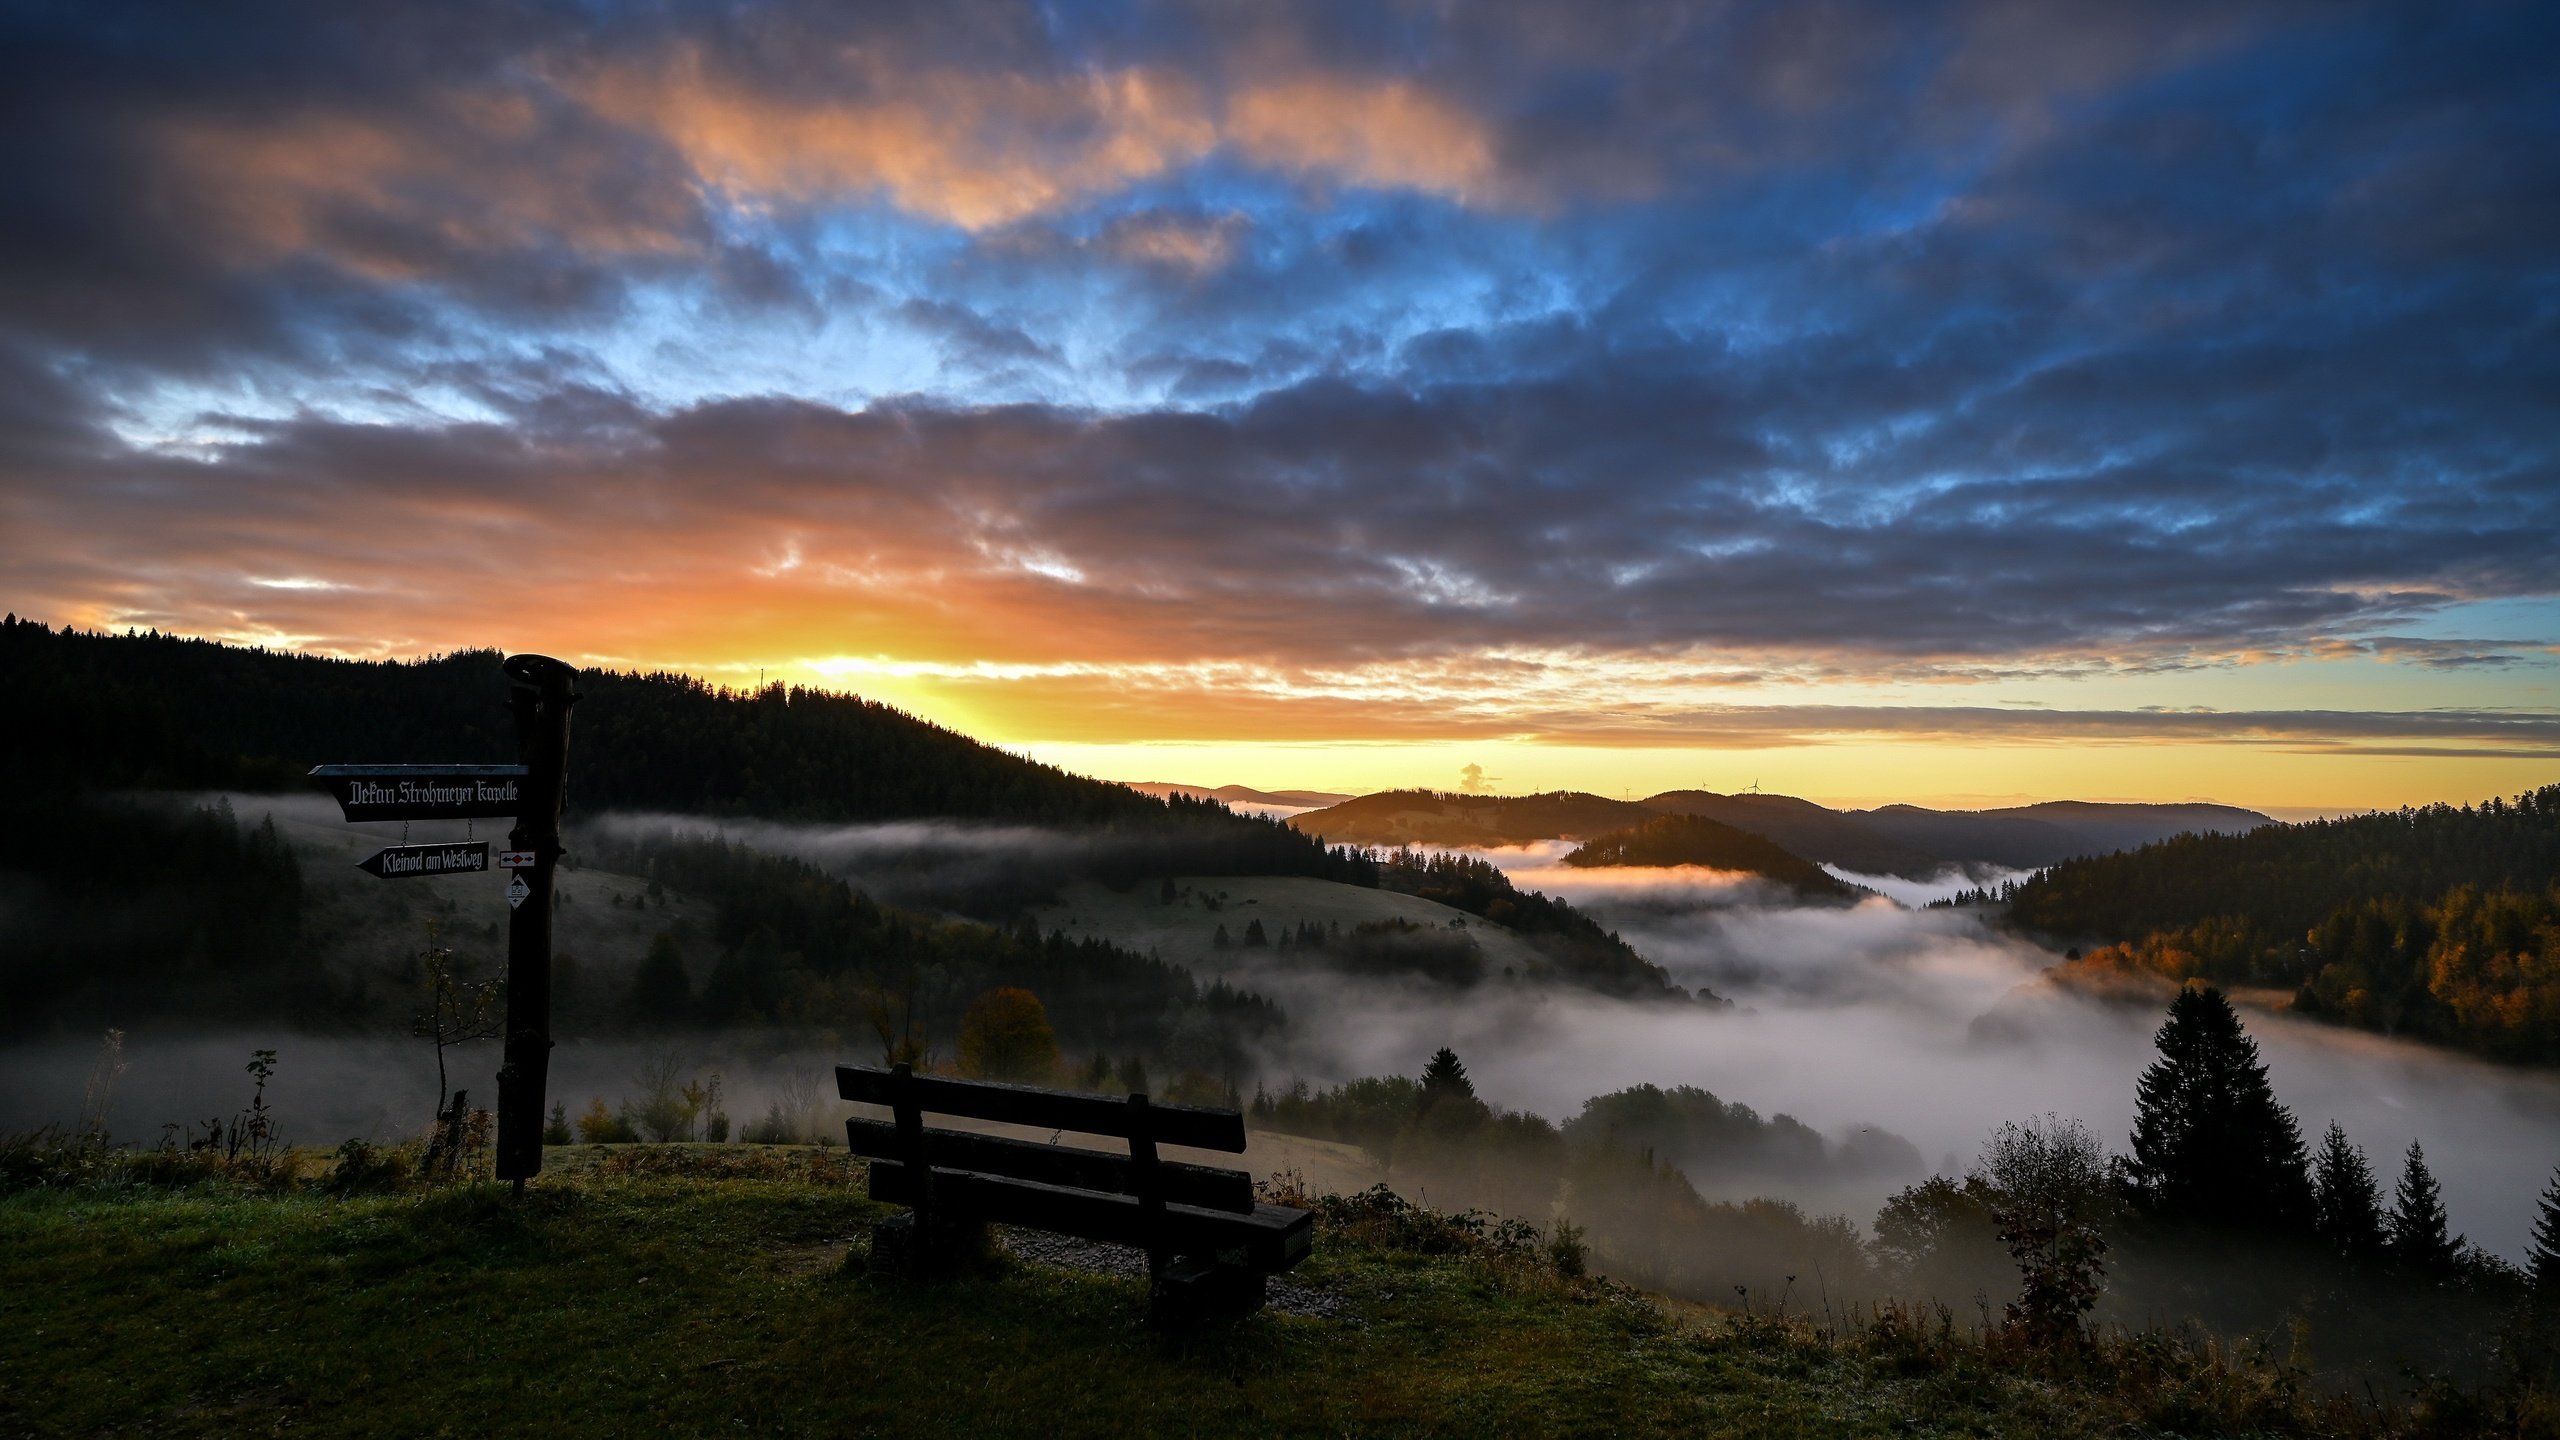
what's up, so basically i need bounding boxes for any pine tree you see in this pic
[630,930,692,1024]
[1243,918,1268,946]
[2126,987,2315,1230]
[2388,1141,2461,1272]
[2519,1168,2560,1322]
[2311,1122,2388,1262]
[2532,1167,2560,1299]
[1420,1046,1475,1105]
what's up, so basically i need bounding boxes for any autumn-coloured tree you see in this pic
[957,987,1061,1083]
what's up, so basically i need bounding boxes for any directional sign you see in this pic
[311,764,528,822]
[357,842,490,880]
[495,851,537,870]
[506,874,531,909]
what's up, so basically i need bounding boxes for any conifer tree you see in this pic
[1420,1046,1475,1105]
[2126,987,2314,1229]
[2532,1167,2560,1299]
[2388,1141,2461,1272]
[629,931,692,1025]
[2311,1122,2388,1261]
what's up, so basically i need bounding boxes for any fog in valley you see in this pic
[4,802,2556,1264]
[1209,843,2560,1260]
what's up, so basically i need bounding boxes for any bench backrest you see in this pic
[837,1064,1246,1150]
[835,1063,1256,1216]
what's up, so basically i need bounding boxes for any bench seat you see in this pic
[868,1159,1314,1273]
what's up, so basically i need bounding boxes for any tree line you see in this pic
[584,829,1282,1093]
[2004,787,2560,1063]
[1254,989,2560,1387]
[0,618,1356,859]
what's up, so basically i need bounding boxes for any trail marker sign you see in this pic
[505,874,531,909]
[495,851,537,870]
[358,843,489,879]
[311,764,528,821]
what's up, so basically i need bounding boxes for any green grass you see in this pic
[0,1148,2528,1438]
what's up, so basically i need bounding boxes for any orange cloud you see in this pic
[569,48,1220,230]
[161,89,701,275]
[1225,76,1499,202]
[148,44,1515,277]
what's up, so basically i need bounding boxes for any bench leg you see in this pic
[868,1211,994,1279]
[1148,1255,1267,1326]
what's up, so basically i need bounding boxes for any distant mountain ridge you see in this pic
[1123,782,1354,808]
[1289,788,2273,876]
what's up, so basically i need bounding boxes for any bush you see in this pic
[957,987,1060,1083]
[327,1138,411,1195]
[575,1097,639,1144]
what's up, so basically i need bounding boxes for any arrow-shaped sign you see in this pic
[357,842,490,880]
[311,764,528,822]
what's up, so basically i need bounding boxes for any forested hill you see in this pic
[1562,814,1861,902]
[0,620,1353,877]
[2009,788,2560,1063]
[1290,784,2271,878]
[1289,790,1654,846]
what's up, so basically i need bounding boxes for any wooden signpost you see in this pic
[308,653,578,1195]
[494,655,577,1188]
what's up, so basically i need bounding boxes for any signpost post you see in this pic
[308,652,577,1196]
[495,654,577,1190]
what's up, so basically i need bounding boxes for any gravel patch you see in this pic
[997,1226,1347,1320]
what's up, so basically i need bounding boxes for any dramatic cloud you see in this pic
[0,0,2553,775]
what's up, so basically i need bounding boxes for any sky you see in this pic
[1,0,2555,809]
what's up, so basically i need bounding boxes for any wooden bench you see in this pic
[837,1063,1314,1321]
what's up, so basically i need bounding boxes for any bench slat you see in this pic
[868,1160,1313,1273]
[836,1065,1247,1152]
[843,1118,1254,1213]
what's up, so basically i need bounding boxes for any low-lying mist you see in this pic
[1207,847,2560,1260]
[4,804,2555,1264]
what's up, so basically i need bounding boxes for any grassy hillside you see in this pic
[0,1154,2492,1438]
[1563,814,1861,902]
[2009,789,2560,1063]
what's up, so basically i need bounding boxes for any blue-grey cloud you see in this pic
[0,0,2552,686]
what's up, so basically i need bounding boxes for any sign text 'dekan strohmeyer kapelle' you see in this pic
[310,764,529,821]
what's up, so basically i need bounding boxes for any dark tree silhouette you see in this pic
[2311,1122,2388,1263]
[2529,1168,2560,1354]
[2533,1168,2560,1297]
[2387,1141,2462,1273]
[1420,1046,1476,1107]
[1242,918,1268,947]
[630,931,693,1024]
[2125,987,2314,1230]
